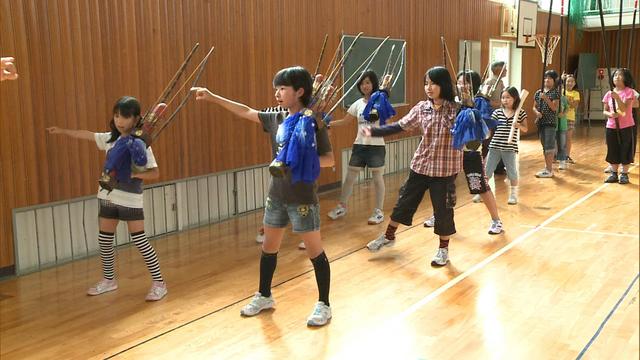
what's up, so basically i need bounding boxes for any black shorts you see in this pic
[98,199,145,221]
[463,151,490,194]
[606,127,634,165]
[348,144,386,168]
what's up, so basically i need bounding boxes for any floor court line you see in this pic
[519,224,639,238]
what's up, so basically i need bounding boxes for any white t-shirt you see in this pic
[348,98,386,146]
[94,132,158,208]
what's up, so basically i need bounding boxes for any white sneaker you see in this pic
[535,169,554,178]
[366,234,394,252]
[256,232,265,244]
[508,192,518,205]
[472,194,482,203]
[306,301,332,326]
[328,204,347,220]
[145,281,167,301]
[240,292,275,316]
[423,215,435,228]
[430,248,449,267]
[298,241,306,250]
[488,219,503,234]
[559,160,567,170]
[87,279,118,296]
[367,209,384,225]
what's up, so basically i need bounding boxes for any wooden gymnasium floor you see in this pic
[1,126,638,359]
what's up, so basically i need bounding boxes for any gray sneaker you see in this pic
[366,234,395,252]
[535,169,554,178]
[430,248,449,267]
[240,292,275,316]
[306,301,332,326]
[423,215,435,228]
[488,219,504,234]
[328,204,347,220]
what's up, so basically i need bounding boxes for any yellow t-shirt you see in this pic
[565,90,580,121]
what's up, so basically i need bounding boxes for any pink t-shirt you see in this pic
[602,87,636,129]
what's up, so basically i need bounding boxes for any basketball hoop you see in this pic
[534,34,561,66]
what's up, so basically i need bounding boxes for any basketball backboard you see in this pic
[516,0,538,48]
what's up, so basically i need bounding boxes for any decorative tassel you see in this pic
[451,107,491,150]
[363,90,396,125]
[274,109,320,184]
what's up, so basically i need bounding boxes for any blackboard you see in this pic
[341,35,407,109]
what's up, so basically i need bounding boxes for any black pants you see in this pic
[390,170,457,236]
[606,127,634,165]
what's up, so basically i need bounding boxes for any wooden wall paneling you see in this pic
[2,0,598,271]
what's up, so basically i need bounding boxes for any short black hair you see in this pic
[424,66,455,102]
[109,96,141,143]
[544,69,559,82]
[272,66,313,107]
[356,70,380,96]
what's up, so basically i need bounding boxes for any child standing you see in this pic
[327,70,390,225]
[192,66,335,326]
[363,66,462,267]
[46,96,167,301]
[426,70,504,234]
[485,87,528,204]
[563,74,580,163]
[603,68,636,184]
[556,86,569,170]
[533,70,561,178]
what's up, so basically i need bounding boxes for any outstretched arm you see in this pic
[191,87,260,123]
[46,127,95,141]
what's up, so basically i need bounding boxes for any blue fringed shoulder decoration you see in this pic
[451,107,490,150]
[274,109,320,184]
[363,90,396,126]
[103,137,149,183]
[474,96,499,129]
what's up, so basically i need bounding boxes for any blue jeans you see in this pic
[539,126,556,154]
[263,197,320,233]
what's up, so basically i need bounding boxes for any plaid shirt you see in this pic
[398,99,462,177]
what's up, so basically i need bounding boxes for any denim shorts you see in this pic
[348,144,386,168]
[539,126,556,153]
[263,197,320,233]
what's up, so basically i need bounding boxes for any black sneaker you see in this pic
[605,172,618,183]
[619,173,629,184]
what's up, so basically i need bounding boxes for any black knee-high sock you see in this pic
[259,251,278,297]
[310,251,331,306]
